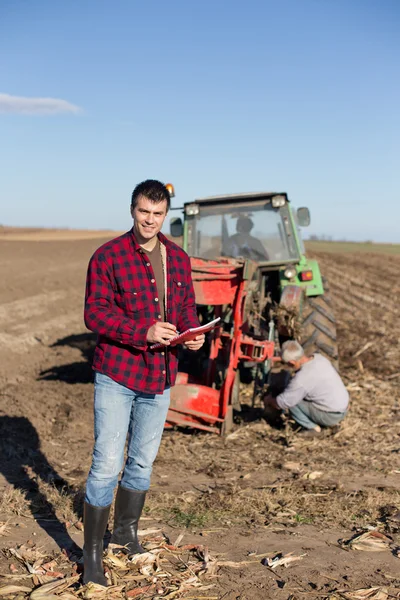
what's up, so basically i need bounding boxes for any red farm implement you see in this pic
[166,257,275,434]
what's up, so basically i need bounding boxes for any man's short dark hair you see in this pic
[131,180,171,211]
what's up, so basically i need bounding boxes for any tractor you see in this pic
[165,191,337,434]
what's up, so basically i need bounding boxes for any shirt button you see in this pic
[155,297,159,302]
[162,370,166,375]
[151,278,155,283]
[161,352,165,356]
[146,262,151,266]
[158,314,162,319]
[177,282,182,286]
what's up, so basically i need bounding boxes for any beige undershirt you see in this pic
[143,242,165,321]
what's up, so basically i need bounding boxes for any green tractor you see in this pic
[170,191,338,370]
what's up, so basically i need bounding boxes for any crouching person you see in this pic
[264,341,349,436]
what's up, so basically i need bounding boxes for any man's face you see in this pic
[131,195,168,243]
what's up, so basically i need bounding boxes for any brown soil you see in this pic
[0,234,399,599]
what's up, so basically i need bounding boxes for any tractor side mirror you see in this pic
[170,217,183,237]
[297,207,311,227]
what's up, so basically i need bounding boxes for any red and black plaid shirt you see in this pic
[84,230,199,393]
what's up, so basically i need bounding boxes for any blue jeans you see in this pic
[289,400,346,430]
[85,372,170,507]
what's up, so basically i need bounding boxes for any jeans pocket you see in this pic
[94,371,115,386]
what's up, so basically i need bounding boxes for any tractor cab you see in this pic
[170,192,310,266]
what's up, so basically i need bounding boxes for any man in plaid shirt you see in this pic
[82,180,204,585]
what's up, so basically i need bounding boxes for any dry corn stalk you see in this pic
[274,304,301,339]
[0,585,32,596]
[347,530,392,552]
[340,587,389,600]
[30,576,80,600]
[262,551,306,569]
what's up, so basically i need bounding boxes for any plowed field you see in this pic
[0,232,399,599]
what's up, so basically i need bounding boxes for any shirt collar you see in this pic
[129,228,173,252]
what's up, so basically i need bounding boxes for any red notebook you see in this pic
[149,317,221,350]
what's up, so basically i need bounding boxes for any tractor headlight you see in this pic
[271,195,286,208]
[185,203,200,216]
[284,265,297,279]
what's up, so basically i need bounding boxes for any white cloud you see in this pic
[0,92,81,115]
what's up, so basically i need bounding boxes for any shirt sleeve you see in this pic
[176,254,200,333]
[84,252,153,350]
[276,375,307,410]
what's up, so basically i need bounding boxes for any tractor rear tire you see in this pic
[300,280,339,370]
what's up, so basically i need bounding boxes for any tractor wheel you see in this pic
[300,280,339,369]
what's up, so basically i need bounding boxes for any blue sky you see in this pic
[1,0,399,242]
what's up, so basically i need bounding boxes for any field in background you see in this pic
[306,239,400,254]
[0,226,125,241]
[2,227,398,252]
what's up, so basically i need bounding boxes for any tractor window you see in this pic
[293,208,306,254]
[192,202,299,262]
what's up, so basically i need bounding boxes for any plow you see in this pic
[166,257,275,434]
[165,191,338,434]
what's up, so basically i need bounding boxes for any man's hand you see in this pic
[264,393,279,410]
[147,322,177,345]
[185,334,205,351]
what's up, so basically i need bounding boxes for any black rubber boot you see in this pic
[82,502,111,586]
[110,486,146,554]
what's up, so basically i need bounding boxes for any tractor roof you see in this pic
[192,192,288,205]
